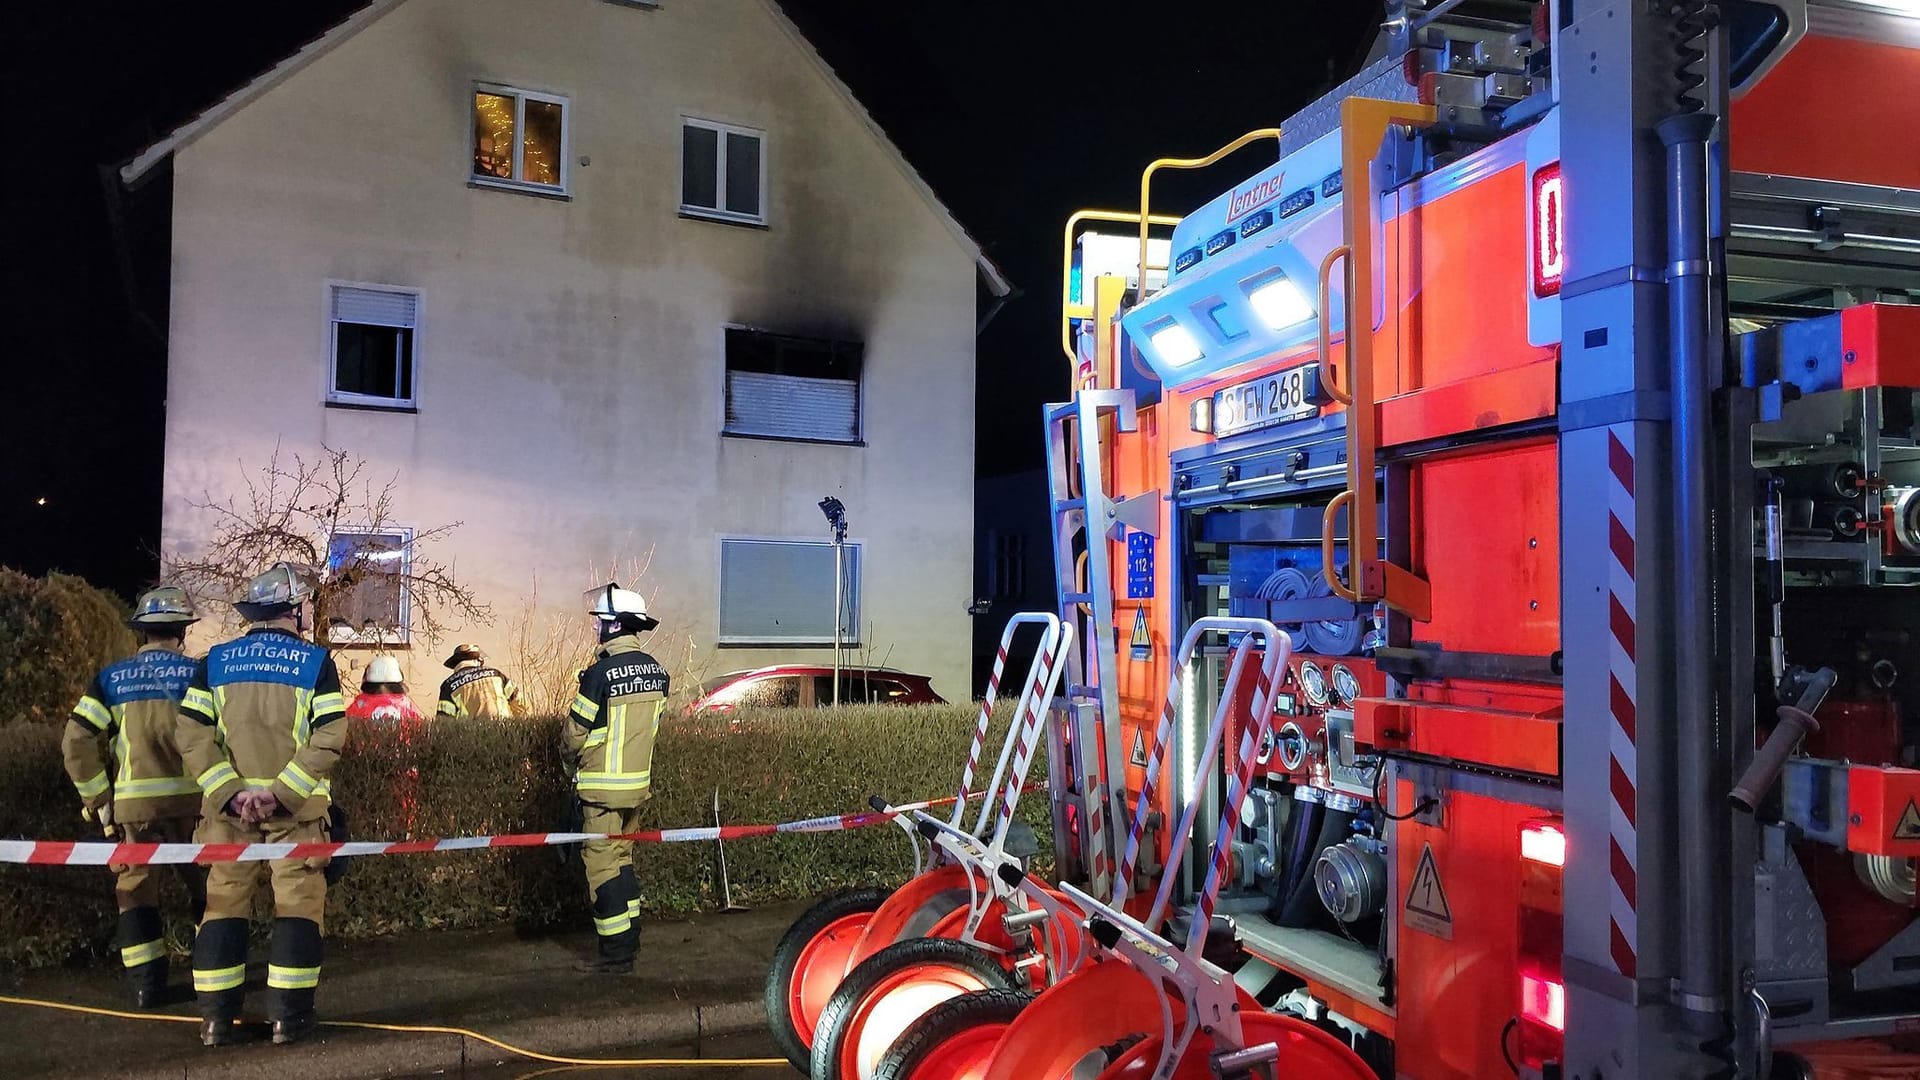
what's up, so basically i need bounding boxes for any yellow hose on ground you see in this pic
[0,993,787,1069]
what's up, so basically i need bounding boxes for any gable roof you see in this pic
[117,0,1009,297]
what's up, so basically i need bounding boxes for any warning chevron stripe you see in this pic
[0,789,988,867]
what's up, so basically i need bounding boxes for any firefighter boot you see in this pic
[119,906,171,1009]
[267,917,322,1044]
[193,918,249,1045]
[576,871,638,974]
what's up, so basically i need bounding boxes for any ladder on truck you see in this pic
[1043,388,1157,902]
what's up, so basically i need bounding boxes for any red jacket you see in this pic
[347,692,426,726]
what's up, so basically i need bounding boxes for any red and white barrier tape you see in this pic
[0,790,976,867]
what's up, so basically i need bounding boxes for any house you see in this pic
[123,0,1007,706]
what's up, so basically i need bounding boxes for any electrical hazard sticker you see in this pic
[1403,844,1453,940]
[1130,729,1149,767]
[1894,798,1920,843]
[1130,607,1151,661]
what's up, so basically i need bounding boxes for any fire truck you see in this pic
[769,2,1920,1077]
[1040,1,1920,1077]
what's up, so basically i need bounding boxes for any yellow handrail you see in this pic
[1062,209,1182,368]
[1318,99,1436,618]
[1316,245,1353,407]
[1136,129,1284,308]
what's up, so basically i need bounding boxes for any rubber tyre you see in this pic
[811,937,1016,1080]
[767,887,895,1071]
[874,988,1033,1080]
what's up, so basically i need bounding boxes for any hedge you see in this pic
[0,569,135,728]
[0,703,1047,970]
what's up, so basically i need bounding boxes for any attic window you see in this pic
[681,118,765,225]
[472,84,569,195]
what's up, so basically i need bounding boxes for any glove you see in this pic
[84,804,116,838]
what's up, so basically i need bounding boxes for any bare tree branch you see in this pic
[166,443,491,648]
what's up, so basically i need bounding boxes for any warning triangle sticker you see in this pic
[1404,844,1453,940]
[1894,798,1920,842]
[1129,608,1151,660]
[1130,730,1149,767]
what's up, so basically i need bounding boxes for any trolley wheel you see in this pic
[872,988,1033,1080]
[981,961,1177,1080]
[846,864,973,970]
[1092,1011,1377,1080]
[811,937,1015,1080]
[766,887,894,1071]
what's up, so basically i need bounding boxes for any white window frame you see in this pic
[470,82,572,196]
[715,535,862,647]
[325,281,421,410]
[680,116,767,225]
[324,526,414,647]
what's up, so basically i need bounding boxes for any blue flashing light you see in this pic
[1205,228,1237,257]
[1174,246,1204,275]
[1237,209,1274,239]
[1320,170,1344,198]
[1277,188,1316,219]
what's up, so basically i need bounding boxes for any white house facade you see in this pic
[130,0,1004,704]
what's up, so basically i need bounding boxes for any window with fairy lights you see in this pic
[471,84,569,195]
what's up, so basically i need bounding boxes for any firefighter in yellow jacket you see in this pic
[566,583,669,974]
[177,563,347,1046]
[436,643,525,719]
[62,586,207,1008]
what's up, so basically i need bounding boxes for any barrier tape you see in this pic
[0,789,983,868]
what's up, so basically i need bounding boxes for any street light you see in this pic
[818,497,849,707]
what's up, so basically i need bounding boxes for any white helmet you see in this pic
[365,656,405,684]
[584,582,657,631]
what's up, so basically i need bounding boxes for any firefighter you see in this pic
[436,643,525,719]
[61,585,207,1009]
[177,562,347,1047]
[566,583,669,974]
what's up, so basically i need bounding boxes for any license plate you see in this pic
[1212,366,1318,438]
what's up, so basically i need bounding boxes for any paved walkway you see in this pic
[0,901,809,1079]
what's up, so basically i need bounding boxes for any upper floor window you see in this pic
[329,284,418,409]
[472,84,569,194]
[724,328,863,444]
[681,117,765,224]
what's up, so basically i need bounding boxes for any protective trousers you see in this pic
[193,815,329,1023]
[112,818,205,999]
[581,803,643,966]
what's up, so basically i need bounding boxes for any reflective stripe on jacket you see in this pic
[437,663,522,719]
[177,625,346,821]
[566,636,669,807]
[62,646,200,822]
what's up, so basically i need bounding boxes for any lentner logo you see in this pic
[1226,172,1287,224]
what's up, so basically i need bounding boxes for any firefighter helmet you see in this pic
[235,561,319,620]
[585,583,658,631]
[365,655,405,685]
[443,642,485,668]
[129,585,198,630]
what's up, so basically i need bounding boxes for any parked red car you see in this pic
[686,665,945,713]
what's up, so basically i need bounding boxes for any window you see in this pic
[812,675,911,706]
[988,531,1027,600]
[681,118,765,224]
[724,328,863,443]
[325,529,411,645]
[329,285,418,408]
[472,84,569,193]
[718,538,859,646]
[719,675,803,709]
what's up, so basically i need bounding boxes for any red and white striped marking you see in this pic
[1115,667,1182,900]
[995,646,1057,837]
[0,791,979,868]
[952,640,1011,828]
[1191,662,1278,948]
[1606,425,1639,979]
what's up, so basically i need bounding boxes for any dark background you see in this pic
[0,1,1379,598]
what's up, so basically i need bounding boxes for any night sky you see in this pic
[2,1,1379,598]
